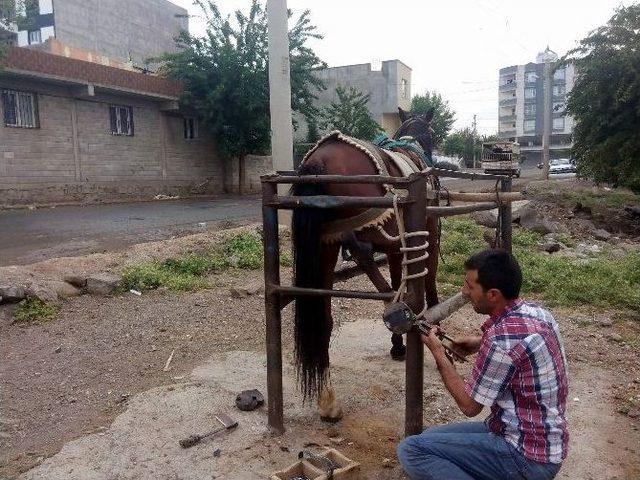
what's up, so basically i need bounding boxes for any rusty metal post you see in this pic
[262,178,284,434]
[499,178,513,253]
[403,172,428,436]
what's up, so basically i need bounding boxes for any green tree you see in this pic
[411,91,456,146]
[443,129,494,167]
[320,86,382,140]
[0,0,34,61]
[563,4,640,192]
[155,0,325,161]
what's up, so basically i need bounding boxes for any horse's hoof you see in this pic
[320,414,343,424]
[390,345,406,361]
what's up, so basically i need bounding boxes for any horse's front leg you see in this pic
[317,241,344,422]
[388,251,406,361]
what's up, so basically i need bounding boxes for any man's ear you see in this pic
[486,288,503,303]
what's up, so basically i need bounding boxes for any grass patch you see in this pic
[13,298,58,323]
[121,232,292,292]
[437,216,640,312]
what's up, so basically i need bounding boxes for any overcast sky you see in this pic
[171,0,627,134]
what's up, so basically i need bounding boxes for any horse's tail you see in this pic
[291,160,331,400]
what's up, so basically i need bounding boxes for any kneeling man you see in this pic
[398,249,568,480]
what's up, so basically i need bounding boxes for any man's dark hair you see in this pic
[464,249,522,299]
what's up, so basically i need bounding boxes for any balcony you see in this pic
[499,129,516,138]
[499,114,516,122]
[499,98,517,107]
[499,82,516,91]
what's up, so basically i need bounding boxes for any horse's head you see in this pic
[395,107,435,158]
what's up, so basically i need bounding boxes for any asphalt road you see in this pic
[0,168,565,266]
[0,196,262,266]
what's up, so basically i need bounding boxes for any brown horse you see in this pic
[291,108,441,416]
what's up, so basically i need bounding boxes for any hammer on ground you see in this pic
[179,413,238,448]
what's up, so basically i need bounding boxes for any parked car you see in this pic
[549,158,576,174]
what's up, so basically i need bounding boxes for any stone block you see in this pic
[86,272,122,295]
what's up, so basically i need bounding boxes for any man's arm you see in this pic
[422,328,483,418]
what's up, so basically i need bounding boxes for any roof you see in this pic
[1,47,181,100]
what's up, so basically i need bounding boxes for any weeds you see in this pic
[121,232,291,292]
[13,298,58,323]
[437,216,640,312]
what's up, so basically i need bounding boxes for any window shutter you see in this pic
[2,91,16,126]
[109,106,117,133]
[119,107,129,135]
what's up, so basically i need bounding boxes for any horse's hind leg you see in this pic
[317,241,344,422]
[388,252,406,361]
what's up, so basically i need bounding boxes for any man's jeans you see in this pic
[397,421,561,480]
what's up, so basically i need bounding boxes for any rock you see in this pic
[510,200,532,222]
[597,317,613,327]
[63,275,87,289]
[593,228,611,241]
[482,228,496,247]
[53,346,62,354]
[470,210,498,228]
[540,241,562,253]
[381,458,394,468]
[26,286,58,303]
[85,273,122,295]
[229,282,264,298]
[51,281,82,298]
[329,436,346,445]
[573,202,592,216]
[0,285,26,303]
[624,206,640,218]
[607,333,624,343]
[518,204,556,234]
[627,409,640,419]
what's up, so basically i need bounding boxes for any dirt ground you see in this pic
[1,176,640,479]
[1,241,639,479]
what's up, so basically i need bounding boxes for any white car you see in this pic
[549,158,576,174]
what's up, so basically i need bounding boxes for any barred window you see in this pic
[183,117,198,139]
[109,105,134,136]
[2,90,39,128]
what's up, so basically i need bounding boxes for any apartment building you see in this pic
[15,0,188,67]
[498,48,576,164]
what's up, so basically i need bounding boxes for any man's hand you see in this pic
[451,335,482,356]
[421,326,446,356]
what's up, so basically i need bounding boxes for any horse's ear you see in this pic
[398,107,410,123]
[422,108,435,124]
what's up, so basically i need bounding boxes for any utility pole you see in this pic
[541,59,552,180]
[472,114,478,169]
[266,0,294,178]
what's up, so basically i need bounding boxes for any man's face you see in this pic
[462,269,493,315]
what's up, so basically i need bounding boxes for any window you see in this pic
[553,68,566,81]
[525,88,536,99]
[28,29,41,45]
[553,101,565,113]
[524,119,536,132]
[553,85,566,96]
[2,90,39,128]
[525,71,537,83]
[183,117,198,139]
[524,104,536,116]
[109,105,134,136]
[39,0,54,14]
[401,79,408,99]
[553,117,565,131]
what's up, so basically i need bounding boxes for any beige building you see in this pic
[296,59,412,141]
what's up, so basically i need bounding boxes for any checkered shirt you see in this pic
[464,300,569,464]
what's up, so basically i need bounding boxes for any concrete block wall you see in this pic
[0,85,224,206]
[224,154,273,194]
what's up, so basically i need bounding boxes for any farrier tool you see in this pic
[179,413,238,448]
[383,293,470,362]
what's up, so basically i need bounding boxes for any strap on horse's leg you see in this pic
[340,232,392,294]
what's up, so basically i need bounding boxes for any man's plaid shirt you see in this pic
[464,300,569,464]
